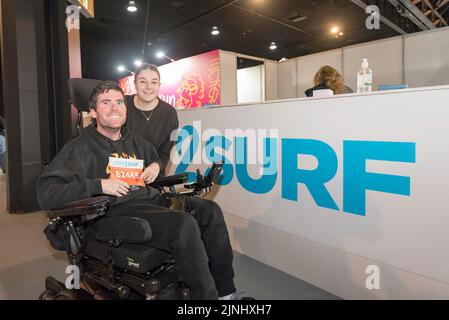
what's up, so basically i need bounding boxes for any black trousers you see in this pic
[110,196,236,300]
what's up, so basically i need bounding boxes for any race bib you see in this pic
[109,157,145,186]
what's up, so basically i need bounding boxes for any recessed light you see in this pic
[127,1,137,12]
[269,42,277,50]
[211,26,220,36]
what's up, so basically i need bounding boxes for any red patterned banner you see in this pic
[119,50,221,109]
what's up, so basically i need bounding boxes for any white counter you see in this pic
[170,85,449,299]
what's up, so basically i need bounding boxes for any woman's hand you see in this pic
[141,162,160,184]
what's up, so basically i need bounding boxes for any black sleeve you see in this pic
[36,142,103,210]
[156,109,179,176]
[140,136,159,168]
[0,116,5,132]
[305,88,313,97]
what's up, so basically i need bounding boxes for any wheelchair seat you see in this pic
[84,238,172,274]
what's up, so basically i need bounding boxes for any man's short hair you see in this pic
[89,80,126,110]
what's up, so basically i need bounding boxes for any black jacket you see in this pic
[0,116,5,134]
[305,84,354,97]
[37,125,159,210]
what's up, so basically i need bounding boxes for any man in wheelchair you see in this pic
[37,80,247,300]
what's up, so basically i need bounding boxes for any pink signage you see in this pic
[119,50,221,109]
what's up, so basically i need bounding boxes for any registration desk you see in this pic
[169,85,449,299]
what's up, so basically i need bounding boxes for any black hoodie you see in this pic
[37,125,158,210]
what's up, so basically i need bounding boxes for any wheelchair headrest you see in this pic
[68,78,102,112]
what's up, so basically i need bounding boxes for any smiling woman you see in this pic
[124,63,179,177]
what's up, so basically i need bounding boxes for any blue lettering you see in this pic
[343,141,416,216]
[205,135,233,185]
[281,139,339,211]
[235,137,277,194]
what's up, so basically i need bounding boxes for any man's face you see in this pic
[91,89,126,131]
[134,69,161,103]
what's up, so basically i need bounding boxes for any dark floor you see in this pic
[0,173,339,300]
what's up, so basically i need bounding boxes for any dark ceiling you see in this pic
[79,0,443,81]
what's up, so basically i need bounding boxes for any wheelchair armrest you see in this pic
[150,173,189,188]
[46,196,110,221]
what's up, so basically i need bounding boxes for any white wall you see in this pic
[219,50,277,104]
[343,37,403,92]
[278,59,297,99]
[237,65,264,104]
[405,29,449,87]
[219,51,238,105]
[278,26,449,99]
[265,60,278,101]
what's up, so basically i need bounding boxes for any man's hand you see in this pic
[141,162,160,184]
[101,179,130,197]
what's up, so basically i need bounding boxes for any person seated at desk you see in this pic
[305,65,353,97]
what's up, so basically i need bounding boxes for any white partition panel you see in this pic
[278,59,297,99]
[343,37,403,92]
[237,65,264,104]
[405,27,449,88]
[265,60,278,101]
[219,50,237,105]
[296,49,342,97]
[173,86,449,299]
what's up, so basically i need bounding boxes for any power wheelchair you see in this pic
[39,164,223,300]
[38,78,223,300]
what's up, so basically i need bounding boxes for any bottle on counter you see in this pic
[357,58,373,93]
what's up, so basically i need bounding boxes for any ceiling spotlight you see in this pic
[134,60,143,67]
[269,42,277,50]
[117,65,134,74]
[127,1,137,12]
[339,32,344,36]
[211,26,220,36]
[156,51,175,62]
[331,26,339,34]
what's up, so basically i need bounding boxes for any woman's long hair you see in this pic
[313,65,345,94]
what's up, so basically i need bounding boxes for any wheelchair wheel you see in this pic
[54,288,93,300]
[38,290,56,300]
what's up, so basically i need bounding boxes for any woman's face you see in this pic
[134,69,161,103]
